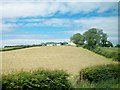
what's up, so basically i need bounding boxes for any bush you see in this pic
[83,44,91,50]
[85,47,120,62]
[2,70,72,90]
[113,52,120,62]
[78,63,119,83]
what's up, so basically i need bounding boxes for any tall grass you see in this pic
[75,78,119,88]
[75,63,119,88]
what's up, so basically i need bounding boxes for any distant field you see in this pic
[100,47,119,53]
[2,46,116,75]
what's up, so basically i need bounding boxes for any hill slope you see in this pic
[2,46,115,74]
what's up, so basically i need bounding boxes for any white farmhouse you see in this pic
[68,42,76,46]
[56,43,61,46]
[46,44,54,46]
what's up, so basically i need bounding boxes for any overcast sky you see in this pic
[0,0,119,47]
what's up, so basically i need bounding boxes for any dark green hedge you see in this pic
[79,63,119,83]
[2,70,72,90]
[1,47,24,51]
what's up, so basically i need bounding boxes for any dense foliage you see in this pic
[70,33,84,46]
[70,28,119,61]
[115,44,120,47]
[71,28,113,49]
[2,64,119,89]
[2,70,72,90]
[78,63,119,83]
[83,28,113,48]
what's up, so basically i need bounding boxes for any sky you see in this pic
[0,0,119,47]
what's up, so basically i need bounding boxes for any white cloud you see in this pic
[63,29,87,34]
[3,34,49,39]
[62,16,118,44]
[1,1,118,45]
[1,16,118,46]
[2,23,18,31]
[1,2,117,19]
[25,18,73,27]
[2,18,74,31]
[75,16,118,36]
[0,23,2,31]
[1,2,118,33]
[2,16,118,43]
[2,0,120,3]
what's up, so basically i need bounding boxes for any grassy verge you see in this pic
[74,63,119,88]
[84,46,120,61]
[75,78,119,88]
[78,63,119,82]
[98,47,119,61]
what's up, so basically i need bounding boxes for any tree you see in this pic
[106,41,113,47]
[83,28,98,48]
[101,33,108,47]
[83,28,111,48]
[70,28,113,48]
[115,44,120,47]
[96,29,104,46]
[70,33,84,45]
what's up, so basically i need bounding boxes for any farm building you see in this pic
[46,44,55,46]
[68,42,76,46]
[44,42,68,46]
[56,43,61,46]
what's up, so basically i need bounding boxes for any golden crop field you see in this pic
[1,46,116,75]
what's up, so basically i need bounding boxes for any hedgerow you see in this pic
[78,63,119,83]
[2,70,72,90]
[83,46,120,61]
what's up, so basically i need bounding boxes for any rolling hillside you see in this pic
[2,46,116,75]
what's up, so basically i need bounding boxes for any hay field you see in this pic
[2,46,115,75]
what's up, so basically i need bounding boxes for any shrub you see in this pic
[85,47,120,62]
[0,77,1,90]
[113,52,120,62]
[78,63,119,83]
[83,44,91,50]
[2,70,72,90]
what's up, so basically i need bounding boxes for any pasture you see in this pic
[100,47,119,53]
[2,46,116,75]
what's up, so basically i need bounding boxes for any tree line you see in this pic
[70,28,113,49]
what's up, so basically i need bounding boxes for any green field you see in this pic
[100,47,119,53]
[89,47,120,61]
